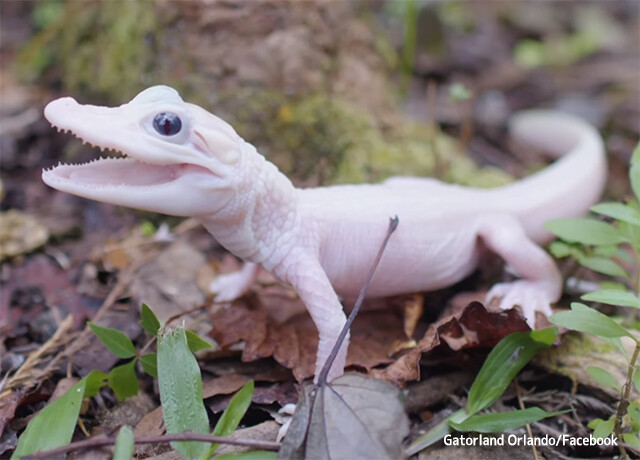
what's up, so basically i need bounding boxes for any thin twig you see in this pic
[0,315,74,397]
[24,430,281,459]
[515,379,540,460]
[317,216,399,385]
[612,339,639,459]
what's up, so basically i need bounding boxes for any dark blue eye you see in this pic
[153,112,182,136]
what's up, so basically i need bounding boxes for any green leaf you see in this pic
[113,425,134,460]
[549,241,581,258]
[586,366,620,391]
[11,371,107,459]
[634,367,640,393]
[549,302,633,339]
[450,407,567,433]
[466,328,557,415]
[591,202,640,226]
[139,221,157,237]
[89,322,137,358]
[632,141,640,165]
[631,162,640,203]
[405,408,465,455]
[186,330,214,352]
[619,220,640,253]
[592,244,619,258]
[108,359,140,400]
[204,381,254,457]
[214,452,278,460]
[158,327,210,459]
[545,218,625,246]
[600,281,629,291]
[628,401,640,428]
[623,433,640,449]
[140,353,158,378]
[582,289,640,308]
[140,303,161,335]
[576,255,629,278]
[85,370,109,397]
[590,417,615,439]
[449,83,472,102]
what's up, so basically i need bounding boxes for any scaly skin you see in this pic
[42,86,607,381]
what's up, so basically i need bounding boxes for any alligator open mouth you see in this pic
[41,122,187,190]
[43,157,182,189]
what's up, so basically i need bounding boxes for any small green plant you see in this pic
[88,303,212,400]
[449,83,472,103]
[406,328,565,454]
[545,142,640,456]
[12,304,273,460]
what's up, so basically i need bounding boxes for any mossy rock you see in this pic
[216,90,513,187]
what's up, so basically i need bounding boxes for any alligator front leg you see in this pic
[279,252,348,382]
[210,262,260,301]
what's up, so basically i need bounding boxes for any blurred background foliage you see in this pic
[4,0,638,188]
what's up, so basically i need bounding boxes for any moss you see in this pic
[18,0,161,103]
[215,90,513,187]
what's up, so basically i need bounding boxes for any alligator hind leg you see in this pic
[478,215,562,327]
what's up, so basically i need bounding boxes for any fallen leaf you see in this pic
[203,374,252,400]
[0,254,87,338]
[210,302,410,382]
[207,381,299,413]
[278,373,409,459]
[371,302,531,386]
[72,306,141,375]
[536,332,639,399]
[214,421,280,457]
[0,210,48,261]
[130,241,207,323]
[403,371,476,414]
[0,390,25,437]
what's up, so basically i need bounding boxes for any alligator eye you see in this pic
[153,112,182,136]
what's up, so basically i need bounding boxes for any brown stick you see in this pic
[317,216,399,385]
[24,430,281,459]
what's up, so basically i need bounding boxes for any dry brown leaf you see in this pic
[202,374,252,399]
[0,210,48,261]
[371,301,531,386]
[130,241,208,323]
[278,374,409,459]
[210,301,410,382]
[0,390,25,438]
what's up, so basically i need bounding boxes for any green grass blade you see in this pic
[466,328,557,415]
[158,327,210,459]
[450,407,568,432]
[11,371,106,458]
[113,425,134,460]
[405,408,466,456]
[203,381,254,458]
[215,452,278,460]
